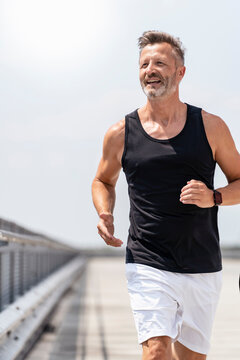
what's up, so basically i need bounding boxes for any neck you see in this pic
[142,91,185,123]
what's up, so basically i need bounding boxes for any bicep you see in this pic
[215,120,240,183]
[95,155,121,187]
[94,123,124,187]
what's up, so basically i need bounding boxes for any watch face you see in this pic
[214,190,222,205]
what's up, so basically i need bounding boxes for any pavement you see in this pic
[25,256,240,360]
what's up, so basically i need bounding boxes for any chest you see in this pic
[123,124,215,187]
[141,118,187,141]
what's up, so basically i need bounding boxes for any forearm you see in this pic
[216,178,240,205]
[91,178,116,216]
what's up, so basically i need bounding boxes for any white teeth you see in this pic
[147,80,160,84]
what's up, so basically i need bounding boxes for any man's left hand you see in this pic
[180,179,215,208]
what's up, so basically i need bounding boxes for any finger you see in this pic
[107,233,123,246]
[181,199,199,205]
[180,194,201,201]
[181,183,202,192]
[97,222,123,246]
[108,239,123,247]
[180,189,204,199]
[98,230,109,243]
[98,229,123,247]
[97,223,114,239]
[102,236,123,247]
[180,188,202,196]
[98,227,113,241]
[183,179,205,187]
[187,179,203,184]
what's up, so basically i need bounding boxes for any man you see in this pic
[91,31,240,360]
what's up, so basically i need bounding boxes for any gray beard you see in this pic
[143,85,166,99]
[141,72,177,99]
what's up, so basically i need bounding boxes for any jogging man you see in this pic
[91,31,240,360]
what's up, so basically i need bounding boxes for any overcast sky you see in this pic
[0,0,240,249]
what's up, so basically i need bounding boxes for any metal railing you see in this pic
[0,217,86,360]
[0,218,80,312]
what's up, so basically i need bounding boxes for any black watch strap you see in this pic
[213,190,222,206]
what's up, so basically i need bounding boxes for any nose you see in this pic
[145,61,156,76]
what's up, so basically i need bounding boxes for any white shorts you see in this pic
[126,263,222,355]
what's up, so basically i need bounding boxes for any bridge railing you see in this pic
[0,218,79,312]
[0,218,86,360]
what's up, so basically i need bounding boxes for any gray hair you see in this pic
[138,30,186,66]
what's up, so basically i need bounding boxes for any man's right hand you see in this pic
[97,213,123,247]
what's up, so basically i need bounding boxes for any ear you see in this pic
[178,66,186,78]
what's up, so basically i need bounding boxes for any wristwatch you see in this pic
[213,190,222,206]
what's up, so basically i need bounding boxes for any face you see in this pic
[139,42,185,99]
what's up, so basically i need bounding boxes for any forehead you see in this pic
[139,42,175,63]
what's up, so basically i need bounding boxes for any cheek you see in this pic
[139,72,145,83]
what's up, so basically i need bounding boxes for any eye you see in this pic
[156,61,164,65]
[141,63,148,68]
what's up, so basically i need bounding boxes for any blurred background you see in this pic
[0,0,239,250]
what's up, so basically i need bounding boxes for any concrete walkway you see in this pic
[25,257,240,360]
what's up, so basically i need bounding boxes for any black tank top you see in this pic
[121,103,222,273]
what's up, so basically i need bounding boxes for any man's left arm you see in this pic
[180,115,240,207]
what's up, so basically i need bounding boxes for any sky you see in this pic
[0,0,240,249]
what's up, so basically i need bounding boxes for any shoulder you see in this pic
[200,109,232,161]
[102,119,126,165]
[201,109,237,161]
[104,118,125,146]
[201,109,240,183]
[201,109,232,142]
[201,109,229,134]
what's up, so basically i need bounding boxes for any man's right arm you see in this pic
[91,119,125,247]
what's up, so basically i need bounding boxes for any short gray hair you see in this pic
[138,30,185,66]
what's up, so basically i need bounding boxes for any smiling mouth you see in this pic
[146,80,161,85]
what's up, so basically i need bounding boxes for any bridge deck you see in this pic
[26,257,240,360]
